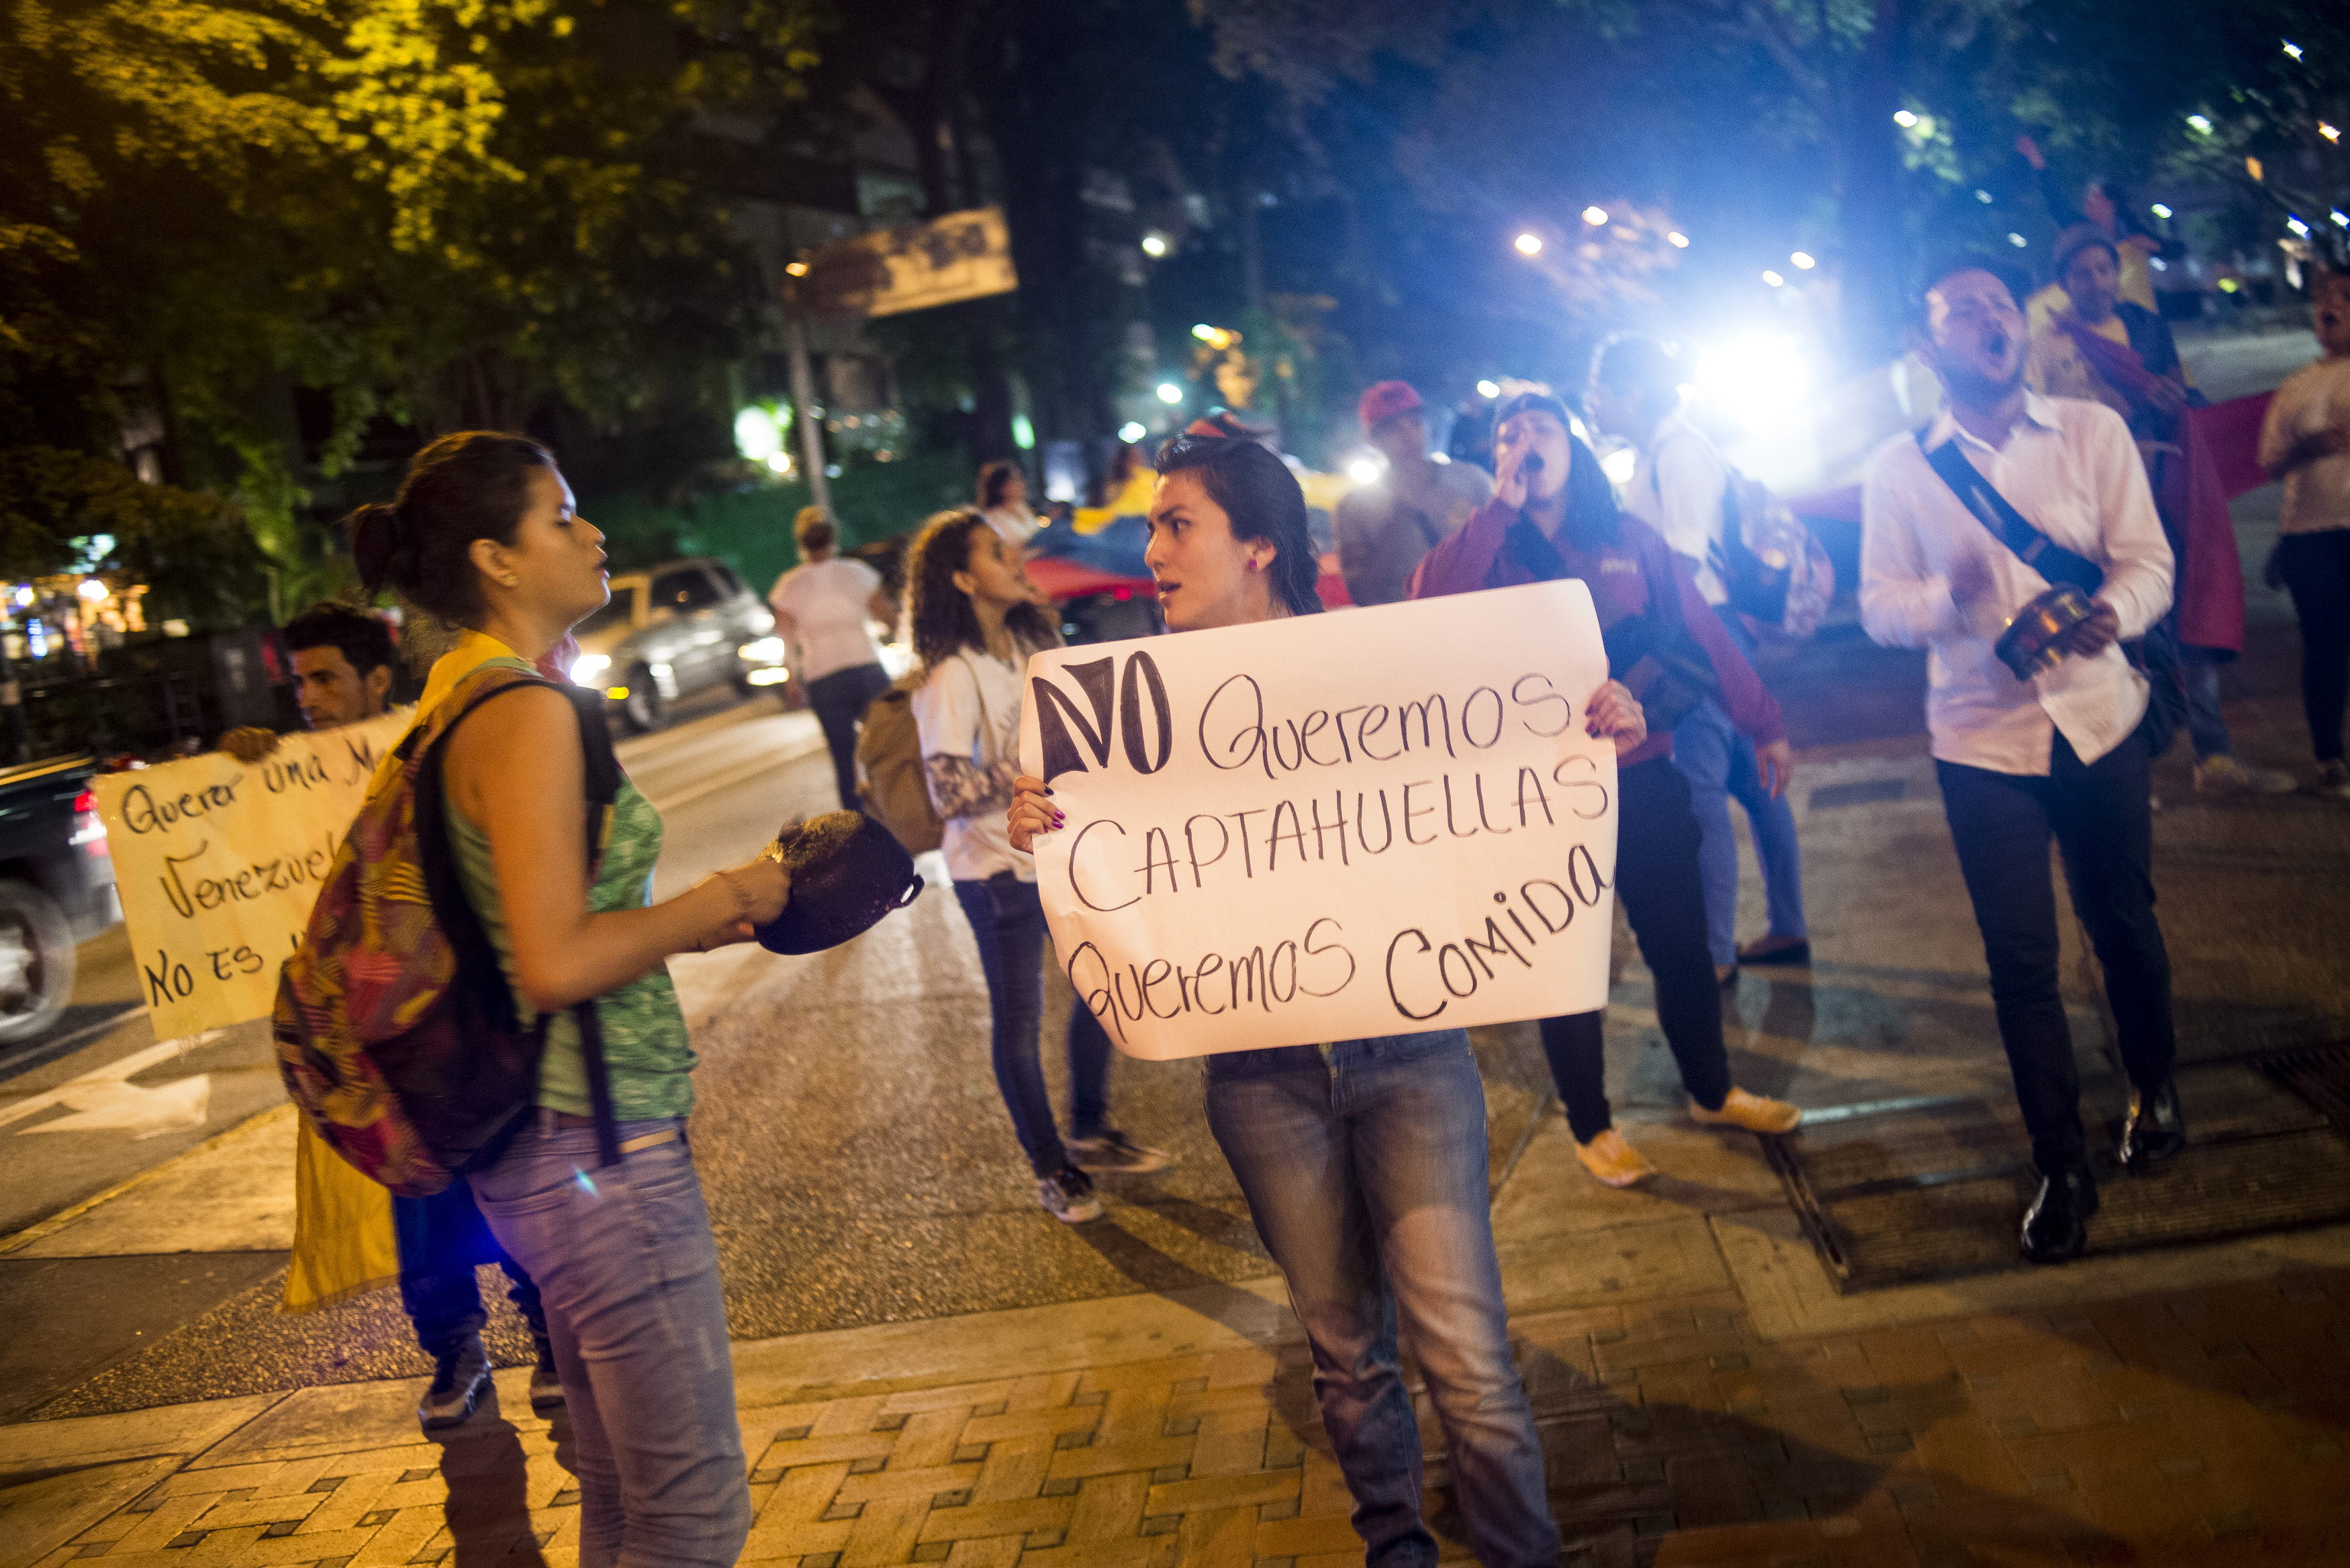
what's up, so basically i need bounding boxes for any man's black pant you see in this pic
[1936,729,2175,1176]
[806,661,892,811]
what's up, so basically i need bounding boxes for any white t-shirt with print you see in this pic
[910,650,1030,883]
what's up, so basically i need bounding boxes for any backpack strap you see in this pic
[1916,435,2105,595]
[414,669,631,1170]
[561,685,625,1169]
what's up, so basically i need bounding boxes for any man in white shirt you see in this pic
[1335,381,1492,606]
[1862,257,2184,1265]
[1591,336,1809,983]
[768,507,896,809]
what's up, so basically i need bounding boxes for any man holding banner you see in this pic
[212,604,561,1429]
[1011,430,1649,1568]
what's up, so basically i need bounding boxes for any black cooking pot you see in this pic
[753,811,924,954]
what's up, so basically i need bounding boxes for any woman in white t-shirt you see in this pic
[768,507,894,810]
[977,460,1040,547]
[902,509,1172,1223]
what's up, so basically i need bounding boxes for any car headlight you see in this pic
[737,637,786,665]
[570,653,610,684]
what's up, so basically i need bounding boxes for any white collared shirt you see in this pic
[1623,414,1732,606]
[1860,393,2173,775]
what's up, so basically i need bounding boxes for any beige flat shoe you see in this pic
[1690,1086,1803,1134]
[1574,1128,1658,1187]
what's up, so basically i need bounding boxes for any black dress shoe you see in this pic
[2020,1167,2099,1265]
[2119,1078,2187,1174]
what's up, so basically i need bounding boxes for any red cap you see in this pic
[1358,381,1423,432]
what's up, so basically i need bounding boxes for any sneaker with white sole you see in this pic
[1066,1130,1175,1173]
[2194,755,2297,795]
[418,1335,492,1431]
[1037,1167,1104,1223]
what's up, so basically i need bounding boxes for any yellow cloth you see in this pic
[281,1118,400,1313]
[1072,467,1158,534]
[279,629,530,1314]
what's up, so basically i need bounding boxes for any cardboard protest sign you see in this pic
[1019,581,1618,1059]
[93,712,410,1040]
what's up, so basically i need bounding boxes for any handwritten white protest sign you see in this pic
[1019,581,1618,1060]
[93,713,410,1040]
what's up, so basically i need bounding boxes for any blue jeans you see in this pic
[468,1117,749,1568]
[953,874,1112,1176]
[1206,1032,1558,1568]
[395,1181,546,1359]
[1674,609,1805,968]
[2177,643,2232,763]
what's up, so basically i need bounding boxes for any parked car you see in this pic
[565,558,784,733]
[0,754,119,1043]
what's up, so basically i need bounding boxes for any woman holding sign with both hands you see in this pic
[1009,428,1647,1568]
[1409,390,1805,1188]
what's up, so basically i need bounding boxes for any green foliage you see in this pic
[0,446,269,626]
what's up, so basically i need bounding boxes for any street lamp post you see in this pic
[784,271,833,520]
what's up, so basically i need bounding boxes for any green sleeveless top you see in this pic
[443,677,696,1120]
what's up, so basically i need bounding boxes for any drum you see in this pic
[1993,584,2097,681]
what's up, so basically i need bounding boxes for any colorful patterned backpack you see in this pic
[273,665,621,1197]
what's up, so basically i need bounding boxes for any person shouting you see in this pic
[1861,257,2183,1265]
[1008,432,1642,1568]
[1408,389,1803,1189]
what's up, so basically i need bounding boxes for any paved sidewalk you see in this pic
[9,479,2350,1565]
[5,1134,2347,1568]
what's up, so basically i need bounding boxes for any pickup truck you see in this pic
[0,754,119,1043]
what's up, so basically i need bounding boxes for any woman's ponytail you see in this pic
[342,432,553,625]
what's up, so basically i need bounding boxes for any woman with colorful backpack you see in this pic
[347,431,788,1568]
[902,508,1172,1226]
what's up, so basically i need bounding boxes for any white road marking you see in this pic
[0,1032,223,1136]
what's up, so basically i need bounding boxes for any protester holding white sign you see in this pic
[1011,432,1647,1568]
[902,508,1172,1230]
[1409,389,1803,1191]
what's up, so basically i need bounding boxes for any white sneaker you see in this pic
[2194,755,2297,795]
[1037,1167,1103,1223]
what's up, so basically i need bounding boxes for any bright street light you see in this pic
[1156,382,1184,403]
[2323,123,2341,144]
[2333,210,2349,228]
[1790,251,1816,270]
[1666,231,1689,248]
[1760,270,1785,287]
[2151,203,2173,219]
[1346,456,1382,484]
[1693,333,1812,432]
[1476,379,1501,399]
[1975,189,1993,204]
[1141,233,1168,257]
[1117,421,1146,443]
[2288,215,2311,238]
[1893,109,1919,128]
[2187,114,2213,134]
[1581,206,1608,226]
[2284,40,2303,61]
[1514,232,1544,256]
[2008,232,2028,247]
